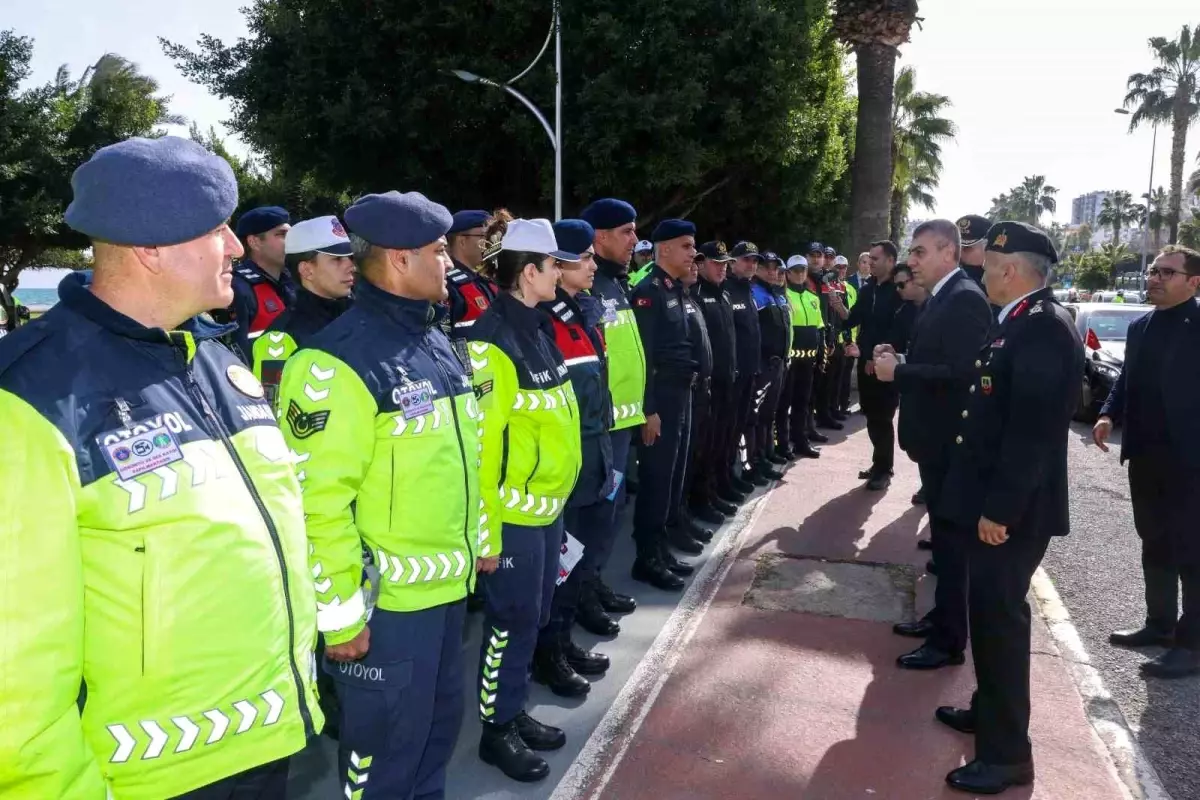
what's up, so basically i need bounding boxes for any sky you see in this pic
[8,0,1200,252]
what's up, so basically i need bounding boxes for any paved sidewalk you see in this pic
[570,418,1131,800]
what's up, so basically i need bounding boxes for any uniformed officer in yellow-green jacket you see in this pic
[252,215,355,406]
[783,254,825,458]
[0,136,321,799]
[277,190,484,799]
[834,254,859,416]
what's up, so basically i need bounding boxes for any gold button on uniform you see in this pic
[955,435,964,444]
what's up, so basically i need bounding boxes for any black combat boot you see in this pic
[480,719,551,782]
[593,579,637,614]
[563,636,610,675]
[531,640,590,698]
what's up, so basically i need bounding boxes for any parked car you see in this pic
[1065,302,1150,421]
[1092,289,1144,304]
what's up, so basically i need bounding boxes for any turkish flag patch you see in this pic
[635,298,651,307]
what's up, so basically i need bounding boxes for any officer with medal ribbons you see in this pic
[468,217,582,782]
[0,136,321,799]
[934,222,1083,795]
[276,190,482,799]
[228,205,295,361]
[251,215,355,405]
[629,219,701,590]
[577,198,644,628]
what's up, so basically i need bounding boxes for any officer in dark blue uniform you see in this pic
[956,214,992,289]
[674,249,718,537]
[933,222,1082,796]
[747,253,790,481]
[724,242,764,490]
[227,206,296,362]
[445,209,500,361]
[630,219,700,590]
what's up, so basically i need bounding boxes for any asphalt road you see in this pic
[1041,422,1199,799]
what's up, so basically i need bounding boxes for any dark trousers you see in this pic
[326,602,466,800]
[818,345,845,419]
[634,380,693,546]
[1129,457,1200,648]
[478,519,562,724]
[772,358,795,450]
[838,355,855,412]
[920,459,969,654]
[729,373,757,471]
[593,427,632,583]
[746,357,784,463]
[697,379,737,500]
[173,758,290,799]
[968,532,1052,766]
[784,358,817,448]
[683,380,714,511]
[858,365,899,473]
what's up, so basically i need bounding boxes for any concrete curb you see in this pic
[548,483,776,800]
[1030,567,1171,800]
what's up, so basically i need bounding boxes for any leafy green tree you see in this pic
[0,33,180,294]
[833,0,920,252]
[1097,190,1143,245]
[165,0,854,248]
[1178,208,1200,249]
[889,65,955,242]
[1073,251,1114,292]
[1123,24,1200,244]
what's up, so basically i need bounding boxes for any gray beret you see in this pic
[65,136,238,246]
[344,191,454,249]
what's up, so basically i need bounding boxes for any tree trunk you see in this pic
[1167,95,1189,244]
[1112,224,1119,246]
[848,42,897,256]
[889,187,904,243]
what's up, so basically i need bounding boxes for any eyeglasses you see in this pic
[1147,266,1195,280]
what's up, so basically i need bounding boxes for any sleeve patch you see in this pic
[286,400,331,439]
[635,297,652,308]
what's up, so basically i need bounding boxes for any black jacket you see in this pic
[895,270,994,464]
[844,277,905,358]
[724,275,761,379]
[695,277,737,384]
[941,288,1083,536]
[265,287,352,350]
[630,265,697,412]
[1100,298,1200,470]
[751,278,790,365]
[683,288,713,381]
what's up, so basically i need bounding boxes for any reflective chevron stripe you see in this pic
[375,547,468,583]
[316,589,366,633]
[498,486,562,518]
[106,690,286,763]
[478,628,509,719]
[344,751,373,800]
[611,400,643,421]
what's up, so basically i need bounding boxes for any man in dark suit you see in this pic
[1094,245,1200,679]
[932,222,1083,794]
[874,219,993,670]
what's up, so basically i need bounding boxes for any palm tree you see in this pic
[987,192,1016,221]
[1097,191,1143,245]
[1188,152,1200,202]
[1179,208,1200,249]
[1142,186,1169,251]
[889,66,956,241]
[833,0,921,252]
[1010,175,1058,224]
[1123,24,1200,244]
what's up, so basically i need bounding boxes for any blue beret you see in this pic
[64,136,238,247]
[651,218,696,243]
[344,191,453,249]
[449,209,490,236]
[579,198,637,231]
[552,219,595,258]
[235,206,290,239]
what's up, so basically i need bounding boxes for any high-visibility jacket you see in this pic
[468,292,582,551]
[844,281,859,342]
[787,285,824,360]
[592,256,648,429]
[0,272,321,799]
[252,288,351,408]
[628,260,654,287]
[277,280,483,647]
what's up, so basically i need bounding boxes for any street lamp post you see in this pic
[450,2,563,221]
[1114,108,1157,291]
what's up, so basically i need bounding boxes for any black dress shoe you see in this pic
[776,447,799,463]
[926,559,938,576]
[807,430,830,444]
[480,719,551,782]
[912,487,926,505]
[631,556,685,590]
[691,503,726,525]
[816,417,844,430]
[513,711,566,750]
[710,496,738,516]
[1109,626,1174,649]
[730,473,756,494]
[576,595,621,636]
[660,546,696,576]
[754,461,785,480]
[563,638,610,676]
[935,705,976,734]
[1140,647,1200,679]
[767,452,790,466]
[897,643,964,670]
[832,409,848,421]
[717,486,748,505]
[917,539,933,551]
[668,528,704,555]
[531,644,591,698]
[796,444,821,459]
[866,473,891,491]
[893,618,935,638]
[946,759,1034,795]
[594,580,637,614]
[745,468,770,487]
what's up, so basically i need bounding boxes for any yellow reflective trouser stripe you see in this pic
[479,627,508,719]
[346,751,373,799]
